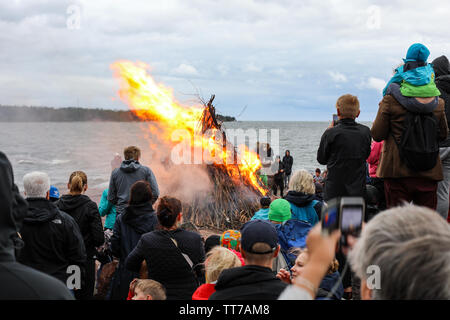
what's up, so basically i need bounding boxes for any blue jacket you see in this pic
[382,64,435,96]
[284,191,321,226]
[99,189,116,230]
[316,271,344,300]
[251,208,269,221]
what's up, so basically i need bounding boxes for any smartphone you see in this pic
[340,198,365,236]
[321,199,340,236]
[332,114,338,123]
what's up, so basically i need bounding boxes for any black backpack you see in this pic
[395,111,440,171]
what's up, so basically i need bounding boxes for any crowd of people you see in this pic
[1,43,450,301]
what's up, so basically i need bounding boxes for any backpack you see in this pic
[395,111,440,171]
[275,219,312,269]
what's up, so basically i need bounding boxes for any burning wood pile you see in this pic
[111,61,268,230]
[185,95,267,229]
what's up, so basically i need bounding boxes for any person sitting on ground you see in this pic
[49,185,60,202]
[209,220,287,300]
[110,180,159,300]
[251,196,271,221]
[0,152,74,300]
[17,172,86,287]
[130,279,166,300]
[125,196,205,300]
[192,246,242,300]
[284,170,322,225]
[348,204,450,299]
[204,234,220,255]
[276,248,343,300]
[108,146,160,216]
[57,171,104,300]
[220,229,244,265]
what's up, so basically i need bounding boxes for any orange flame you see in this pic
[111,60,266,195]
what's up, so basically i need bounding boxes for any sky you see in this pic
[1,0,449,121]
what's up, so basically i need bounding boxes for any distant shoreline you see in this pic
[0,105,236,122]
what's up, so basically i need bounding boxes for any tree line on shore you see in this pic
[0,105,236,122]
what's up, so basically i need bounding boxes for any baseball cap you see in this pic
[49,185,60,199]
[240,220,278,254]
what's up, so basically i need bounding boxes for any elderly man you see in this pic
[17,171,86,287]
[0,152,74,299]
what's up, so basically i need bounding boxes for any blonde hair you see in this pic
[336,94,360,119]
[205,246,242,283]
[289,170,315,194]
[135,279,166,300]
[292,248,339,274]
[68,171,87,194]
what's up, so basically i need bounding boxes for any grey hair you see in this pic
[348,204,450,300]
[23,171,50,198]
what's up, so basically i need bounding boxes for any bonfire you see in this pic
[111,61,268,230]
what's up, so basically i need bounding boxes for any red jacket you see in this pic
[367,141,384,178]
[192,283,216,300]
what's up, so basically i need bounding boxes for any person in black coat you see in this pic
[272,156,285,197]
[125,196,205,300]
[18,171,86,285]
[317,95,371,201]
[57,171,104,300]
[110,181,158,300]
[282,150,293,188]
[0,152,74,300]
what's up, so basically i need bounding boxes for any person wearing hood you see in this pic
[284,170,322,225]
[110,180,158,300]
[282,150,293,188]
[108,146,159,216]
[0,152,74,300]
[382,43,441,98]
[17,172,86,287]
[209,220,287,300]
[57,171,104,300]
[432,55,450,219]
[372,50,449,210]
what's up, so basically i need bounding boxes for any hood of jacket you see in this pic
[24,198,59,224]
[57,194,92,212]
[432,55,450,78]
[120,160,142,173]
[284,191,315,207]
[214,265,277,290]
[0,152,28,261]
[387,83,438,113]
[123,202,157,234]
